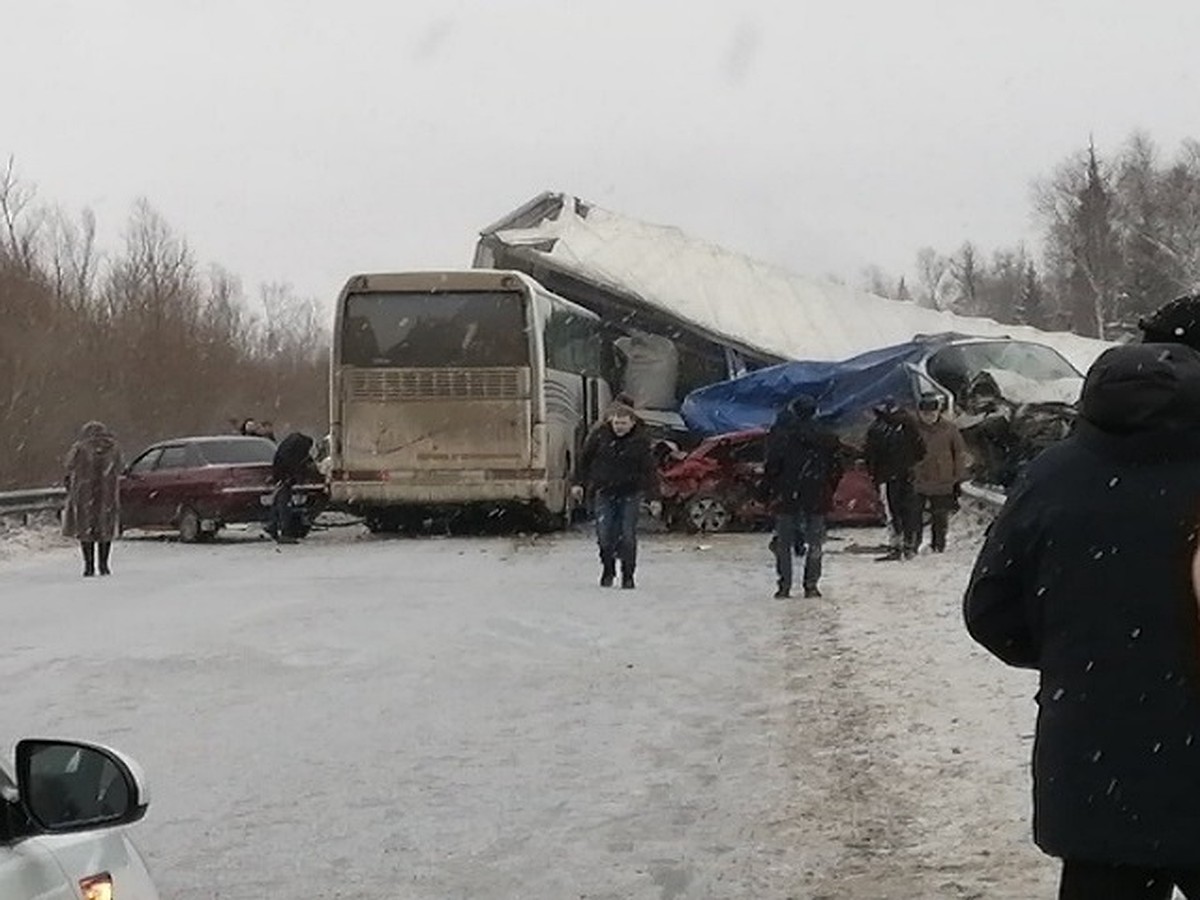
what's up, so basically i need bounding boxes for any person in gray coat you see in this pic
[63,421,123,577]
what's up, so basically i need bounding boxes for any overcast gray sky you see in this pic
[7,0,1200,309]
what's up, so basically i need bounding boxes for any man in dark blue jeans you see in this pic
[764,395,844,599]
[572,403,659,589]
[268,432,315,544]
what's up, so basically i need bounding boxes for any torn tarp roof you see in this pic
[680,338,947,437]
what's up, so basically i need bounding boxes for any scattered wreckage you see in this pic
[655,429,885,534]
[679,333,1085,493]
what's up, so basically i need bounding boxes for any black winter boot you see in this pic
[81,542,96,577]
[620,563,636,590]
[98,542,112,576]
[600,561,616,588]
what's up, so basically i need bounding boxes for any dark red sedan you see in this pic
[658,428,886,534]
[120,436,325,542]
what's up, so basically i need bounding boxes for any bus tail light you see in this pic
[80,873,113,900]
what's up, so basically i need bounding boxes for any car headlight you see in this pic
[80,873,113,900]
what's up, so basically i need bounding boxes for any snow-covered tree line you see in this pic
[864,132,1200,341]
[0,162,328,489]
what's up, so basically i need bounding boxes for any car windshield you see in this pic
[196,439,276,465]
[927,341,1080,397]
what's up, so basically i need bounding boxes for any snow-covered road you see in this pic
[1,522,1057,898]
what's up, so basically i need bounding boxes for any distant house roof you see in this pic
[476,192,1113,373]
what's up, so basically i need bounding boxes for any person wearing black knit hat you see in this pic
[1139,293,1200,348]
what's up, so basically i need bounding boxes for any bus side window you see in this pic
[546,302,603,377]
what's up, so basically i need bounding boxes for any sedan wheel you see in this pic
[685,495,731,533]
[178,507,203,543]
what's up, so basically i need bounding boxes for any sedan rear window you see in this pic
[157,446,192,469]
[196,439,277,465]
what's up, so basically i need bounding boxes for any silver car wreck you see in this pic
[911,336,1084,488]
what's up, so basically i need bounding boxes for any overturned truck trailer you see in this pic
[475,192,1112,481]
[476,195,783,416]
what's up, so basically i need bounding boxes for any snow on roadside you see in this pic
[661,518,1056,897]
[0,518,73,570]
[800,532,1055,897]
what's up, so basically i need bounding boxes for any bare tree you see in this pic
[46,207,100,310]
[1035,141,1121,338]
[0,157,44,274]
[0,185,330,489]
[948,242,984,315]
[915,247,951,310]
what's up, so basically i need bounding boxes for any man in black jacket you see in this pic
[864,398,926,560]
[269,431,316,543]
[572,403,659,589]
[964,343,1200,899]
[763,395,844,599]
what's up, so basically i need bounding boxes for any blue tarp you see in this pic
[681,336,962,437]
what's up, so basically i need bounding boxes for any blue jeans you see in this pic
[772,512,827,592]
[594,490,641,573]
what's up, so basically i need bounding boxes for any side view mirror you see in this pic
[15,739,149,834]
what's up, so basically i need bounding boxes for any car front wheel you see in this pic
[684,494,732,534]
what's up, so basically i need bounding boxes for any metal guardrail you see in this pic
[0,487,67,523]
[2,481,1006,528]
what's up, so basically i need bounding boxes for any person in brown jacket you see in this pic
[912,393,968,553]
[63,421,123,577]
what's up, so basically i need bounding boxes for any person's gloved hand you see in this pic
[570,485,585,503]
[647,500,663,519]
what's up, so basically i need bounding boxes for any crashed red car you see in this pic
[658,428,885,533]
[120,435,326,542]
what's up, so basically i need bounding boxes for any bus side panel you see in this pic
[543,368,586,514]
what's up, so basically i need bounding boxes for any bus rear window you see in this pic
[343,292,529,368]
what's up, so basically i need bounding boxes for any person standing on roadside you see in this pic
[268,431,316,543]
[763,394,844,599]
[865,397,925,560]
[912,393,969,553]
[571,403,660,589]
[63,421,123,577]
[964,342,1200,900]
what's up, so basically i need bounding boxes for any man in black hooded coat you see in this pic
[268,431,316,542]
[964,342,1200,899]
[764,395,844,599]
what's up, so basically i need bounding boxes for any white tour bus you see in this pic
[328,270,611,531]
